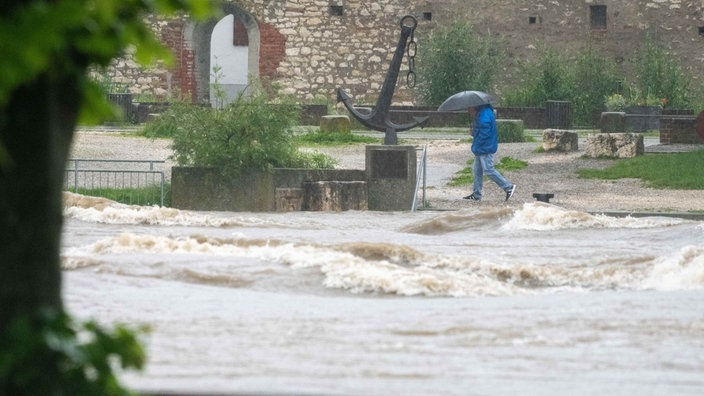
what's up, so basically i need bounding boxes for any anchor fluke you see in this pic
[337,87,428,133]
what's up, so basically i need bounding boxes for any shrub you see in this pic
[605,94,628,112]
[502,44,623,125]
[497,119,526,143]
[141,101,194,138]
[572,43,622,124]
[633,34,693,109]
[160,89,335,176]
[416,19,504,106]
[502,47,574,107]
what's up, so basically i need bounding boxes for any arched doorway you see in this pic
[210,14,248,106]
[189,5,259,105]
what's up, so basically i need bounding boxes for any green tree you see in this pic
[0,0,213,393]
[416,19,504,106]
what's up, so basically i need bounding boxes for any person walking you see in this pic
[463,103,516,202]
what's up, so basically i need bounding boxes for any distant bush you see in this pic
[147,88,336,176]
[604,94,628,112]
[141,101,193,138]
[632,34,694,109]
[572,43,622,124]
[416,19,504,106]
[501,37,700,126]
[497,119,526,143]
[502,47,574,108]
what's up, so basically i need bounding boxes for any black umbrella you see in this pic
[437,90,496,112]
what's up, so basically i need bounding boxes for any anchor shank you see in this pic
[337,16,425,142]
[373,23,415,120]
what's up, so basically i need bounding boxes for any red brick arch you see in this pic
[163,4,280,104]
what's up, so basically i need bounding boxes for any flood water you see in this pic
[61,193,704,395]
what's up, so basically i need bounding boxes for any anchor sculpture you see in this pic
[337,15,427,145]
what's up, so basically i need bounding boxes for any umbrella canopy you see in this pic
[437,90,496,112]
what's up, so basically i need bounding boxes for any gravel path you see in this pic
[70,130,704,213]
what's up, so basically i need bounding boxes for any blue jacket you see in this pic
[471,104,498,155]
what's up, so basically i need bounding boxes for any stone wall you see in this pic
[102,0,704,106]
[172,167,367,212]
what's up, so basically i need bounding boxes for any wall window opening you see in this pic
[329,5,343,16]
[590,5,607,29]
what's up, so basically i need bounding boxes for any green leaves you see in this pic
[416,19,504,106]
[0,0,215,109]
[634,34,693,109]
[0,309,147,396]
[157,84,336,175]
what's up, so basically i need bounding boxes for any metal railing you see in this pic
[64,159,166,206]
[412,145,427,211]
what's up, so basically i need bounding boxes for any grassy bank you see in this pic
[71,185,170,206]
[578,150,704,189]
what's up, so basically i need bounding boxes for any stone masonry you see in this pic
[103,0,704,106]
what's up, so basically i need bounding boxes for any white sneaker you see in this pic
[505,185,516,201]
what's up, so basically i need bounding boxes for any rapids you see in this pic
[61,193,704,395]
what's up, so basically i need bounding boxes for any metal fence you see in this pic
[64,159,167,206]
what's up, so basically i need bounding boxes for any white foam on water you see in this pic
[63,233,294,259]
[642,245,704,290]
[505,202,687,231]
[63,192,283,227]
[61,231,704,297]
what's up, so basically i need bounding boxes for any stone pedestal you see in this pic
[585,133,644,158]
[542,129,578,152]
[365,145,417,211]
